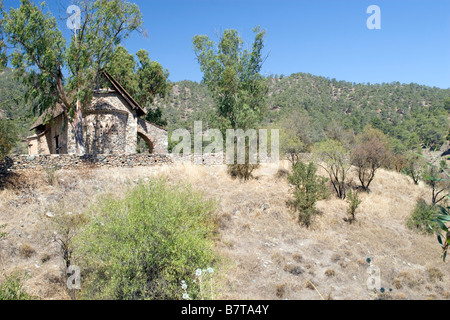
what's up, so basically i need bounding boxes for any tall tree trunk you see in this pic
[74,100,85,155]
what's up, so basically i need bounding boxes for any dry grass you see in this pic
[0,162,449,300]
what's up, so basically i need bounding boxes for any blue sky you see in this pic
[4,0,450,88]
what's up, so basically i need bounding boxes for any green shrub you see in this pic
[0,119,18,161]
[0,273,34,300]
[407,199,439,234]
[0,224,6,240]
[288,161,328,227]
[345,190,362,224]
[74,179,218,300]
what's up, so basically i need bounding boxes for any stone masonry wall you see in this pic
[137,119,168,155]
[11,154,172,170]
[7,153,312,171]
[9,153,227,171]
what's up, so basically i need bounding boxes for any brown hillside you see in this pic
[0,163,449,300]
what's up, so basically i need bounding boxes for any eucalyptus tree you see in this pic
[1,0,143,154]
[193,27,268,133]
[192,27,269,180]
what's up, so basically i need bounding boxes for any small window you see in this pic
[55,135,60,154]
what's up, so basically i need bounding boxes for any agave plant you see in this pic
[432,200,450,262]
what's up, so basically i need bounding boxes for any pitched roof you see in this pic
[101,70,147,117]
[29,71,147,131]
[29,104,65,131]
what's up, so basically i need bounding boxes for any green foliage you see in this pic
[280,126,306,165]
[407,199,439,235]
[107,45,171,128]
[279,110,323,163]
[155,73,448,159]
[2,0,143,153]
[135,49,172,107]
[0,272,35,300]
[74,179,217,300]
[423,160,449,206]
[0,223,6,240]
[402,150,426,185]
[428,160,450,262]
[432,202,450,262]
[0,69,33,154]
[444,97,450,112]
[313,139,351,199]
[193,27,268,180]
[0,119,18,160]
[345,190,362,224]
[288,161,328,227]
[145,106,168,128]
[193,27,268,132]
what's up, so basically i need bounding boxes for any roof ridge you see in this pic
[101,70,147,117]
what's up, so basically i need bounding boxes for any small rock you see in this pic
[46,212,55,218]
[261,203,270,211]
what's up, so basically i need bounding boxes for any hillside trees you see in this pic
[193,27,269,180]
[152,72,449,152]
[1,0,143,154]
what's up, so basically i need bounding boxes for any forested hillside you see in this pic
[1,68,449,155]
[0,69,34,154]
[155,72,450,152]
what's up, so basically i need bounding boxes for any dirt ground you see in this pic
[0,162,449,300]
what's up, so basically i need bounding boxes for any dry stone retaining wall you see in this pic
[8,153,227,170]
[6,153,313,171]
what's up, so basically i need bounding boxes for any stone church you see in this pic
[27,71,168,156]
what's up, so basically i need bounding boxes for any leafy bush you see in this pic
[402,150,426,185]
[74,179,217,300]
[407,199,439,234]
[288,161,328,227]
[345,190,362,224]
[0,119,18,161]
[0,273,34,300]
